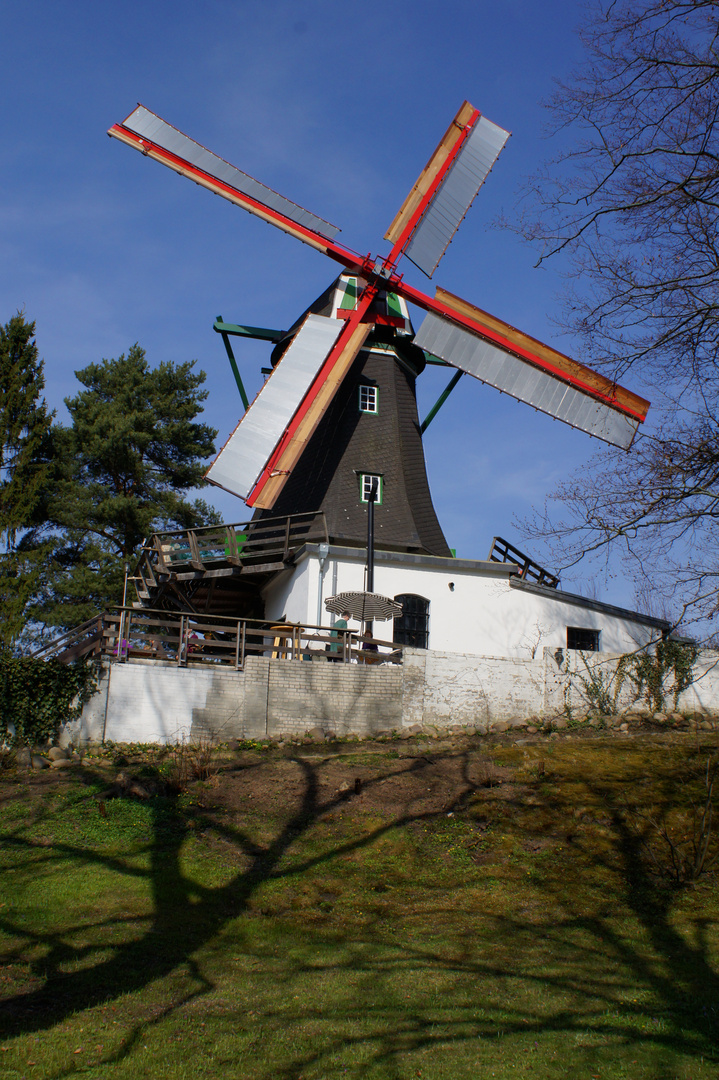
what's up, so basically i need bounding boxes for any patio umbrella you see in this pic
[325,591,403,623]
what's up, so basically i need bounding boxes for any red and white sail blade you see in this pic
[206,314,343,500]
[108,106,353,259]
[249,311,373,509]
[409,288,649,449]
[385,102,509,277]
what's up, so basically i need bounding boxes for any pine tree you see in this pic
[0,315,54,649]
[34,345,220,629]
[0,314,52,548]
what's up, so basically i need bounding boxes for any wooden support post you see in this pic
[283,516,291,561]
[154,535,171,573]
[188,532,205,571]
[225,525,242,566]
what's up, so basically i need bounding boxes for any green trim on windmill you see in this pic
[338,277,359,310]
[213,317,288,413]
[421,369,464,433]
[215,315,250,411]
[386,292,403,319]
[213,319,285,342]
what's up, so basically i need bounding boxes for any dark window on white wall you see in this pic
[567,627,600,651]
[394,594,430,649]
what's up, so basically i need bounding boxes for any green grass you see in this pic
[0,737,718,1078]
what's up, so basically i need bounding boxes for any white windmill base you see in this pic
[63,542,714,750]
[263,543,668,659]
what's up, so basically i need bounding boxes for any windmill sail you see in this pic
[109,106,343,253]
[385,103,509,278]
[206,314,343,499]
[413,289,649,449]
[251,319,371,508]
[110,97,651,508]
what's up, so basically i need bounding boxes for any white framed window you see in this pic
[359,385,378,413]
[360,473,383,504]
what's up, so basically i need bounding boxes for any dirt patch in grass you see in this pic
[208,745,517,823]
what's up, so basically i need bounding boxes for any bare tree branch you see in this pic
[519,1,719,631]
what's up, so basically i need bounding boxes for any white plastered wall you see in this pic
[262,556,312,624]
[265,546,663,657]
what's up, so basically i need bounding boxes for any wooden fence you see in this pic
[35,607,403,669]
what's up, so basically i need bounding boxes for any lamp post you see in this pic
[365,478,378,637]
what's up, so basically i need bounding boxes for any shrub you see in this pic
[630,755,718,884]
[0,648,100,746]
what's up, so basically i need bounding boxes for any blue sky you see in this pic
[2,0,641,604]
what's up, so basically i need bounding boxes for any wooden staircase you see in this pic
[131,511,328,616]
[32,614,106,664]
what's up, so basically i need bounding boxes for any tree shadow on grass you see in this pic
[0,743,717,1078]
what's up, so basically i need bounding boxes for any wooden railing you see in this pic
[36,607,403,669]
[137,510,325,584]
[31,615,105,664]
[487,535,560,589]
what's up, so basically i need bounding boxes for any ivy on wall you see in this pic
[0,651,100,746]
[573,639,699,717]
[624,639,699,713]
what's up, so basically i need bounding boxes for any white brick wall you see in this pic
[69,644,719,745]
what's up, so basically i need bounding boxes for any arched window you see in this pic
[393,594,430,649]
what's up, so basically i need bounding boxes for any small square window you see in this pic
[359,385,378,413]
[360,474,383,504]
[567,627,600,651]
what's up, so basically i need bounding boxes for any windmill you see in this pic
[109,103,649,573]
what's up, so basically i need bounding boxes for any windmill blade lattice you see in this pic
[413,289,647,449]
[385,103,509,278]
[206,314,343,500]
[109,106,350,259]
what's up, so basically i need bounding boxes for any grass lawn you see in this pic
[0,732,718,1079]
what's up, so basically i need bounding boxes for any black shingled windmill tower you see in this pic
[109,103,649,573]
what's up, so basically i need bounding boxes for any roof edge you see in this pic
[509,576,671,630]
[295,542,524,576]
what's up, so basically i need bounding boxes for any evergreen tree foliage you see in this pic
[0,315,54,649]
[0,314,53,546]
[32,345,220,633]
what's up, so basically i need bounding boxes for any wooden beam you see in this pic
[108,124,360,270]
[384,102,477,245]
[433,287,650,420]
